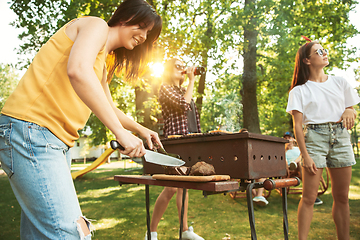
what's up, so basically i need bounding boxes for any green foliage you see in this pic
[63,0,119,21]
[83,76,136,146]
[201,72,242,132]
[0,64,19,110]
[355,66,360,81]
[254,0,359,136]
[10,0,69,68]
[7,0,360,141]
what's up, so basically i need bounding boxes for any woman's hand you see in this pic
[138,127,163,150]
[292,110,318,175]
[338,108,356,130]
[115,129,146,158]
[186,66,196,82]
[302,155,318,175]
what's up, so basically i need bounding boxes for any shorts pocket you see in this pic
[0,123,14,178]
[334,127,351,147]
[305,127,328,143]
[336,127,350,139]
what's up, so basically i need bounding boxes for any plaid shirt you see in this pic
[159,84,201,137]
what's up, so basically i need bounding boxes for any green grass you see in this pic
[1,159,360,239]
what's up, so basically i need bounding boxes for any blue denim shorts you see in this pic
[0,115,91,239]
[303,122,356,168]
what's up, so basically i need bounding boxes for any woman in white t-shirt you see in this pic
[286,37,360,240]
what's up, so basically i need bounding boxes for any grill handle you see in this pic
[263,177,300,190]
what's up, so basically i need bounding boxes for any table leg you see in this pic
[282,187,289,240]
[146,185,151,240]
[179,188,187,240]
[246,181,257,240]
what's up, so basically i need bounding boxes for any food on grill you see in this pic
[189,161,216,176]
[208,129,231,134]
[187,133,202,136]
[167,135,183,138]
[164,161,216,176]
[239,128,248,133]
[164,166,190,175]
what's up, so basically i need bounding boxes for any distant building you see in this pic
[71,136,120,162]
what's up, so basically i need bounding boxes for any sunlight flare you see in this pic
[149,62,164,78]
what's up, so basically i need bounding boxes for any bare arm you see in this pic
[292,110,318,175]
[183,66,196,103]
[101,69,162,150]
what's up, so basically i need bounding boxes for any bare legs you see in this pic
[254,178,265,197]
[77,217,90,238]
[329,167,352,240]
[176,188,189,231]
[150,187,189,232]
[298,168,323,239]
[298,167,351,240]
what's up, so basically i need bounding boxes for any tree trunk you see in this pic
[135,87,153,129]
[195,10,212,117]
[195,70,206,116]
[241,0,261,134]
[135,77,161,133]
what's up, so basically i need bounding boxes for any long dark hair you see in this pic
[107,0,162,82]
[290,41,318,90]
[163,58,185,86]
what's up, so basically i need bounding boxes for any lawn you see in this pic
[1,159,360,239]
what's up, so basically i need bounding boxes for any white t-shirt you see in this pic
[286,75,360,125]
[286,147,301,164]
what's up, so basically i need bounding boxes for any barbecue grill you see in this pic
[115,131,298,240]
[144,131,288,179]
[141,131,298,240]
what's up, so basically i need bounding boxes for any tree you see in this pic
[241,0,261,133]
[220,0,359,135]
[201,72,242,132]
[8,0,360,141]
[154,0,237,114]
[258,0,359,136]
[83,75,137,146]
[10,0,69,69]
[0,64,19,110]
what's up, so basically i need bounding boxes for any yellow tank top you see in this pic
[1,20,107,147]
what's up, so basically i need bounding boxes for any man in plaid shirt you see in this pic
[159,59,201,137]
[159,84,201,137]
[145,58,204,240]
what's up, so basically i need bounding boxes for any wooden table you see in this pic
[114,175,300,240]
[114,175,239,240]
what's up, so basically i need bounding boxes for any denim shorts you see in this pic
[0,115,91,239]
[303,122,356,168]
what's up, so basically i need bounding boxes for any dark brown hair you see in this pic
[290,41,318,90]
[107,0,162,82]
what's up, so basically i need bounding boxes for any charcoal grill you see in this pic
[142,131,299,240]
[144,131,288,179]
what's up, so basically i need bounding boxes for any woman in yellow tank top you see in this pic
[0,0,162,239]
